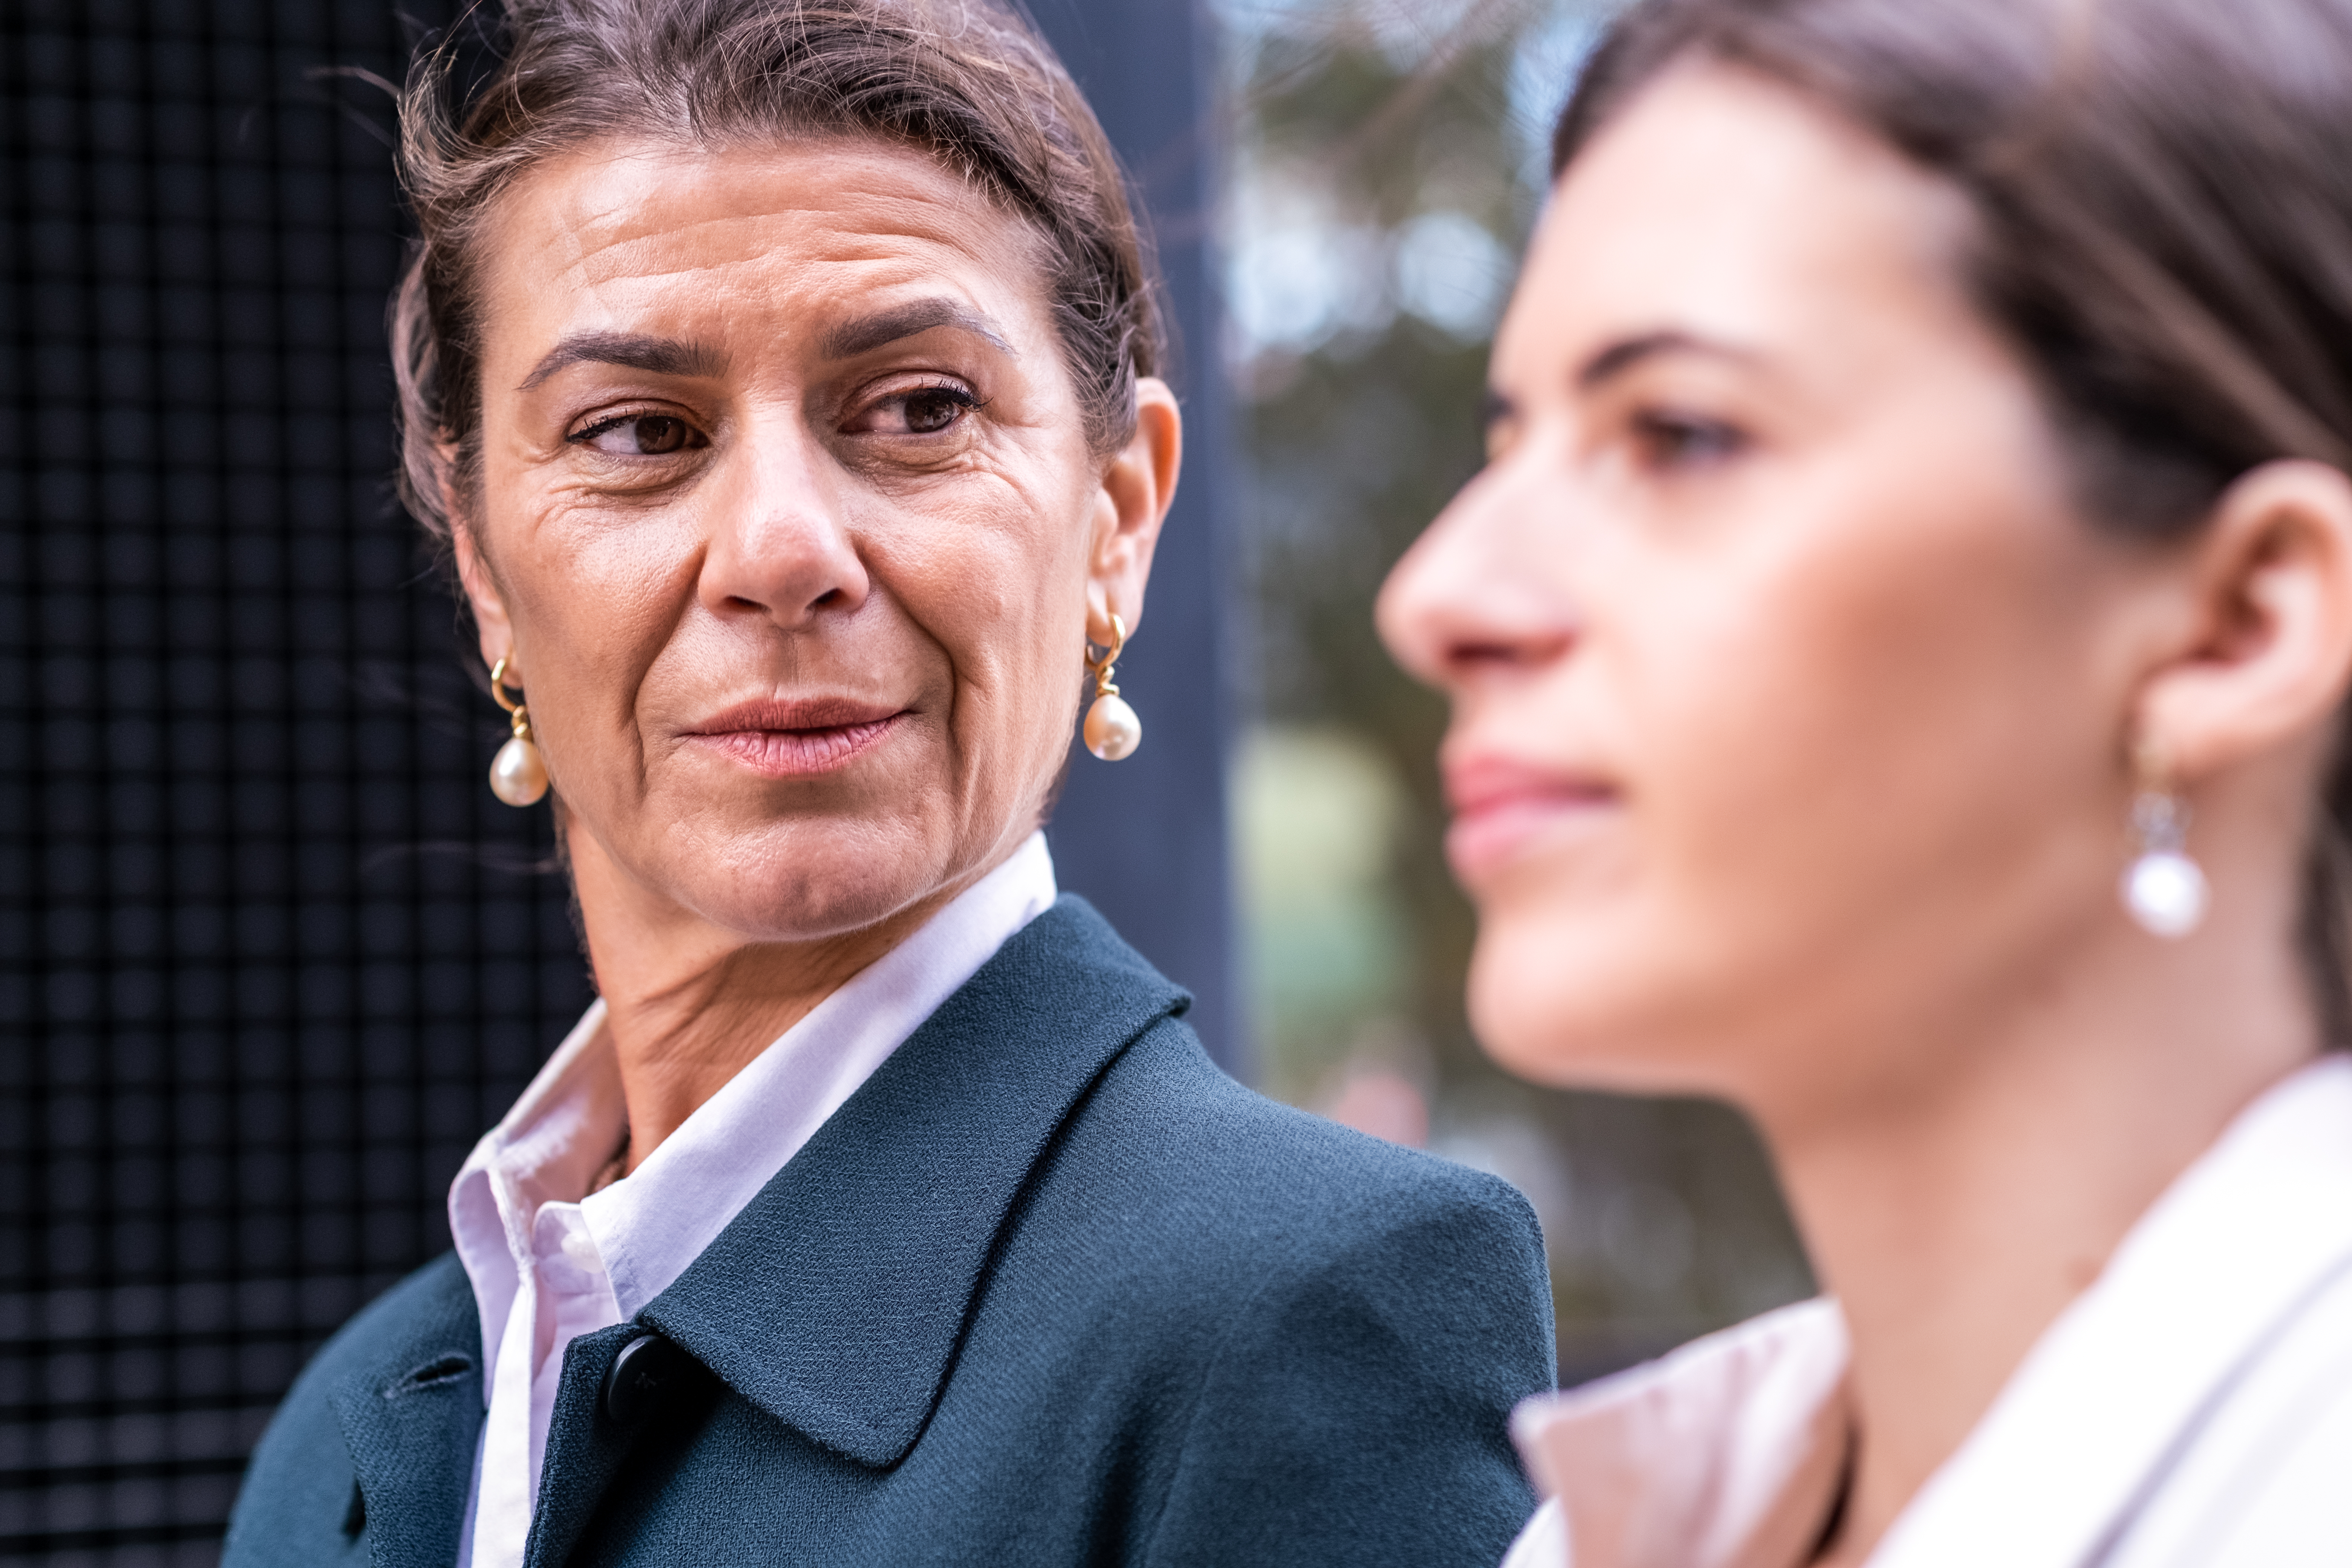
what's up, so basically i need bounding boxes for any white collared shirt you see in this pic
[1506,1055,2352,1568]
[447,833,1058,1568]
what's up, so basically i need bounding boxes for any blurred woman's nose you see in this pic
[698,422,871,627]
[1377,457,1580,690]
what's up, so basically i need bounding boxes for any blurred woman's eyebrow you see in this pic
[819,298,1015,360]
[1577,329,1758,389]
[519,332,726,389]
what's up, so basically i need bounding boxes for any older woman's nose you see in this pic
[1378,459,1580,691]
[697,435,872,628]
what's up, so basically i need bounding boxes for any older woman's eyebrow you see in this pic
[1577,329,1758,390]
[519,332,725,390]
[820,298,1014,360]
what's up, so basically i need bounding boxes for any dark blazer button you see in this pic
[603,1331,691,1425]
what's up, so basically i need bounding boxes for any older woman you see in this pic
[220,2,1553,1564]
[1381,0,2352,1564]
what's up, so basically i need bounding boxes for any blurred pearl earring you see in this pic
[2122,743,2206,938]
[1082,614,1142,762]
[486,656,550,807]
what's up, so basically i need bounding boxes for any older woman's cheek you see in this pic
[505,514,704,819]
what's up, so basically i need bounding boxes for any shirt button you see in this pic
[560,1225,602,1268]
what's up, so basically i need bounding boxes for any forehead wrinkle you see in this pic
[563,214,828,287]
[556,178,992,276]
[554,226,1020,326]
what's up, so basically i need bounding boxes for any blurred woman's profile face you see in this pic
[1379,65,2175,1109]
[452,138,1169,943]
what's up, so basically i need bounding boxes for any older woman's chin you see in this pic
[609,815,979,943]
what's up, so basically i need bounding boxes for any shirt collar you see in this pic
[1514,1299,1851,1568]
[447,831,1057,1389]
[446,1002,622,1392]
[1511,1055,2352,1568]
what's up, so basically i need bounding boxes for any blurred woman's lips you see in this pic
[1443,755,1620,884]
[683,698,908,779]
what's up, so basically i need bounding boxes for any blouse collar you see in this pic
[1511,1055,2352,1568]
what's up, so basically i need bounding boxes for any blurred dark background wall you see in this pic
[0,2,1234,1558]
[1028,0,1241,1076]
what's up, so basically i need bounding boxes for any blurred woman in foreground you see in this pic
[1382,0,2352,1562]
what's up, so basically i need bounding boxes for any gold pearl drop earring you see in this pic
[1082,614,1142,761]
[487,657,550,807]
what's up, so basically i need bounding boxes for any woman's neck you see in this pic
[560,821,962,1174]
[1764,913,2320,1566]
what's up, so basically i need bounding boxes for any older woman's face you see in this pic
[457,139,1168,941]
[1378,68,2171,1107]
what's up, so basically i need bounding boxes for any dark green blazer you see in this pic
[223,897,1554,1566]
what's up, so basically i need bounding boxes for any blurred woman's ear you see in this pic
[2134,461,2352,785]
[1085,377,1180,644]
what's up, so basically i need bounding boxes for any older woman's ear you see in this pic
[1085,377,1182,643]
[2134,459,2352,784]
[452,522,521,678]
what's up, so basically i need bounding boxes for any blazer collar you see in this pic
[637,895,1189,1468]
[327,1257,485,1568]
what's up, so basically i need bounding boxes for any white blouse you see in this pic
[445,833,1058,1568]
[1506,1055,2352,1568]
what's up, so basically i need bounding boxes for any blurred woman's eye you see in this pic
[569,413,708,456]
[850,383,982,437]
[1629,409,1748,470]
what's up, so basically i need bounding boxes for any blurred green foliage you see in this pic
[1217,0,1816,1378]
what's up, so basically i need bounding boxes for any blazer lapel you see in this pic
[639,895,1190,1467]
[520,1321,658,1568]
[327,1259,485,1568]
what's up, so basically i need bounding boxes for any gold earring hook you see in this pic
[489,657,531,739]
[1086,614,1127,697]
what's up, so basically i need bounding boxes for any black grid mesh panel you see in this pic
[1,3,594,1560]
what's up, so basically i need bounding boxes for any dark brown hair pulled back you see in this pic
[390,0,1162,545]
[1554,0,2352,1037]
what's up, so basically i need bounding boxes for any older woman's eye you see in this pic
[854,384,982,437]
[570,413,707,456]
[904,389,969,433]
[1630,409,1747,470]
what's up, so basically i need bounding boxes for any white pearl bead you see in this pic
[1083,693,1142,761]
[490,735,550,806]
[2124,850,2208,939]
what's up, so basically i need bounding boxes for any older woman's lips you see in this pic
[686,699,907,778]
[1443,756,1619,884]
